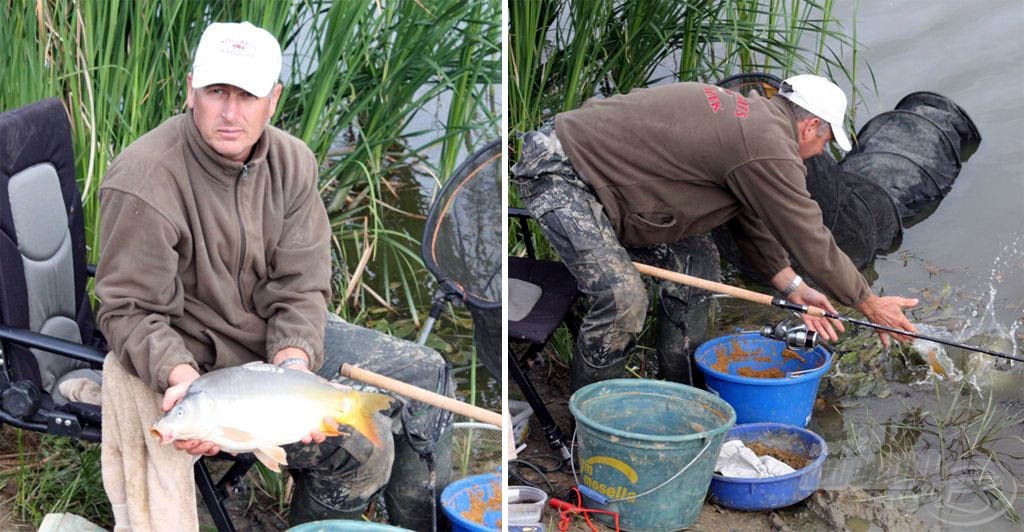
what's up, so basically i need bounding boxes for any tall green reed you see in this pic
[509,0,857,144]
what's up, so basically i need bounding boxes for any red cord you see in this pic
[549,488,620,532]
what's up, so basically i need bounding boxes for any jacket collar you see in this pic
[182,108,269,184]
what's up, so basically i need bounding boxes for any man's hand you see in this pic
[162,364,220,456]
[788,284,845,342]
[856,294,920,348]
[301,417,342,445]
[771,267,845,341]
[162,364,199,411]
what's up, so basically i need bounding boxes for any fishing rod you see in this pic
[632,262,1024,364]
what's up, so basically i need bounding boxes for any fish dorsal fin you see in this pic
[219,426,257,444]
[333,392,392,448]
[252,446,288,473]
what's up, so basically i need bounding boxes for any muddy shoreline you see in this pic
[510,295,1023,531]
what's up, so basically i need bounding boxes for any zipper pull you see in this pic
[240,164,250,179]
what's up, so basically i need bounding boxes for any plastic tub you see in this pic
[508,486,547,525]
[694,333,831,427]
[709,422,828,511]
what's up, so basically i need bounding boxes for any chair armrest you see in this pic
[509,207,532,219]
[0,324,107,366]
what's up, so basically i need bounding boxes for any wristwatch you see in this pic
[781,275,803,298]
[277,357,310,370]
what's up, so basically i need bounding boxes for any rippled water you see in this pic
[834,0,1024,341]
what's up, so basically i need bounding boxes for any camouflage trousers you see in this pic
[512,123,720,388]
[283,314,454,529]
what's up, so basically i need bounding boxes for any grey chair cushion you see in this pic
[9,162,88,392]
[508,278,542,322]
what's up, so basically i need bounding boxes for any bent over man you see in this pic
[513,75,918,391]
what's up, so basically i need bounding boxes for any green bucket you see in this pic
[569,379,736,531]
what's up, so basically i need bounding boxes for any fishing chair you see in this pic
[0,98,252,532]
[508,207,580,463]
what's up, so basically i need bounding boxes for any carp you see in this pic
[151,362,392,471]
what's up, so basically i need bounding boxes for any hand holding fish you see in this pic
[266,348,351,445]
[162,364,221,456]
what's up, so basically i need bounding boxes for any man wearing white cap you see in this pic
[96,21,452,529]
[513,75,919,390]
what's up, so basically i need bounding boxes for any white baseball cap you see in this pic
[778,74,852,151]
[191,22,282,98]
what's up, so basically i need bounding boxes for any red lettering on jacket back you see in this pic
[735,95,749,119]
[704,87,722,113]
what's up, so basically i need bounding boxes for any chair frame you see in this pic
[508,207,579,464]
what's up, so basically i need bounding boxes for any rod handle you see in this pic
[340,363,502,427]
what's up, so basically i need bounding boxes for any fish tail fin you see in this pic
[335,392,392,448]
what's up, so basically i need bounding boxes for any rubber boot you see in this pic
[655,314,698,386]
[380,429,452,527]
[655,285,712,387]
[384,428,453,531]
[571,354,628,392]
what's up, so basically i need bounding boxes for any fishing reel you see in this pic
[760,320,819,350]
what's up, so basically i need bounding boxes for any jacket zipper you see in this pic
[235,164,249,308]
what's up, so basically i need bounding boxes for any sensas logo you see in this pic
[580,456,639,501]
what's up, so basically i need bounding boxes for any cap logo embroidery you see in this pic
[218,38,254,58]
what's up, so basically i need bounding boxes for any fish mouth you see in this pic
[150,426,174,445]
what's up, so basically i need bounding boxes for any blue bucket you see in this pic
[694,333,831,426]
[570,379,735,531]
[287,521,411,531]
[440,470,501,531]
[709,422,828,510]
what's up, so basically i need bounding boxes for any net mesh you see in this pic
[421,140,502,377]
[450,420,502,481]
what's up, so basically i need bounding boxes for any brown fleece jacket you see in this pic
[556,82,871,306]
[95,111,331,392]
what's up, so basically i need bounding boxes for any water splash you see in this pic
[915,235,1023,391]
